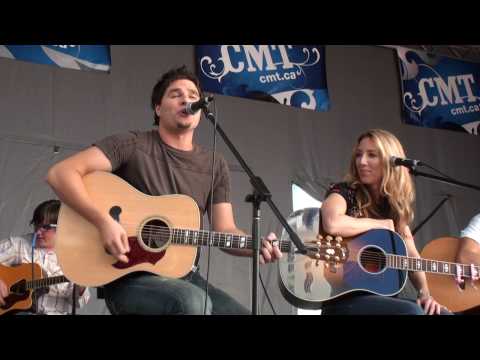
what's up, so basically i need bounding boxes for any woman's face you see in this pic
[355,137,383,189]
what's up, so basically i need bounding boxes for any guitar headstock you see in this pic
[304,234,349,272]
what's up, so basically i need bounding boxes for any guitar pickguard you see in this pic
[112,237,166,269]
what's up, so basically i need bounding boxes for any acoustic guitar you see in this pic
[0,263,68,315]
[55,171,331,287]
[278,208,480,310]
[421,237,479,313]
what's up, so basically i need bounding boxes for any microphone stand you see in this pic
[31,233,37,314]
[71,284,77,315]
[408,164,480,234]
[203,108,307,315]
[412,195,450,236]
[410,166,480,192]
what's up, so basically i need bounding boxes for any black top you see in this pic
[325,182,390,219]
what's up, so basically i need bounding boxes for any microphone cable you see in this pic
[204,96,217,315]
[259,271,277,314]
[420,162,456,182]
[201,98,278,315]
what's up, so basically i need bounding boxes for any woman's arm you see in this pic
[321,193,395,237]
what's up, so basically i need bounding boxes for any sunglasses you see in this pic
[38,224,57,231]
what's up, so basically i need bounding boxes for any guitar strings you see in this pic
[59,221,479,274]
[100,224,480,273]
[98,222,296,249]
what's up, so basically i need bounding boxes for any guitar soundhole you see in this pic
[140,219,170,250]
[359,246,386,274]
[10,280,27,295]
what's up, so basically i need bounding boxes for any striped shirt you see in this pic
[0,233,90,315]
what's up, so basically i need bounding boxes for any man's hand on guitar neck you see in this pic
[98,217,130,263]
[0,279,8,306]
[260,232,282,264]
[454,236,480,289]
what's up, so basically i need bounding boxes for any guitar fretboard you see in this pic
[26,275,69,290]
[387,254,479,278]
[170,228,292,253]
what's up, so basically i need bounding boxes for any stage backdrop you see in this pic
[396,46,480,135]
[0,45,111,72]
[195,45,330,112]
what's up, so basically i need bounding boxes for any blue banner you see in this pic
[397,46,480,135]
[195,45,329,112]
[0,45,111,72]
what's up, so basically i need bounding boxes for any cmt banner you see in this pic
[0,45,111,72]
[195,45,330,112]
[397,46,480,135]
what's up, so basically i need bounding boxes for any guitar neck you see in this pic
[170,228,292,253]
[387,254,479,278]
[27,275,69,290]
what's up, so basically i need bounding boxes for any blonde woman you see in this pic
[320,129,450,315]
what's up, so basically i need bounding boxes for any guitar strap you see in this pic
[160,141,200,272]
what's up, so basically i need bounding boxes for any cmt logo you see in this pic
[219,45,298,74]
[417,74,478,107]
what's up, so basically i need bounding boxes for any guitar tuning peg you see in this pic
[324,254,330,261]
[334,256,340,262]
[315,253,321,259]
[326,235,333,242]
[329,263,337,273]
[335,236,343,243]
[324,262,330,269]
[316,234,323,241]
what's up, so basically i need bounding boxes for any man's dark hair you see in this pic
[150,65,203,126]
[30,199,61,227]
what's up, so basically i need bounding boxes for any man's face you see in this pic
[155,79,201,132]
[34,223,56,249]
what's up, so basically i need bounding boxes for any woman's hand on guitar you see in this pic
[416,290,446,315]
[260,232,282,264]
[99,218,130,263]
[0,279,8,306]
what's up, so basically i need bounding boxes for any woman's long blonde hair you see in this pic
[345,129,415,226]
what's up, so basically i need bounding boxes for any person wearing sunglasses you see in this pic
[0,200,90,314]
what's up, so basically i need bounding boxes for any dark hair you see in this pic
[150,65,202,126]
[30,200,61,227]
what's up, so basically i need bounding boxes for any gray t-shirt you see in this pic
[94,129,231,216]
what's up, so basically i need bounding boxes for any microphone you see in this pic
[390,156,423,168]
[185,96,214,115]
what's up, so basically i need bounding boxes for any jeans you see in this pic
[321,292,452,315]
[103,271,250,315]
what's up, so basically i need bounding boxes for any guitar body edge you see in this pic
[422,237,480,313]
[0,263,42,316]
[55,171,201,287]
[278,208,408,308]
